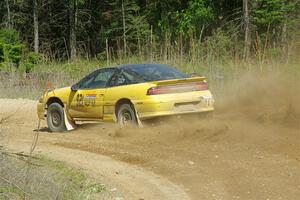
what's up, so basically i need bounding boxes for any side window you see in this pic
[79,77,93,89]
[110,73,127,86]
[78,71,98,89]
[109,70,143,87]
[78,69,115,89]
[123,71,137,83]
[87,69,115,88]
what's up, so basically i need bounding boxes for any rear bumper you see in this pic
[138,107,214,119]
[135,90,214,120]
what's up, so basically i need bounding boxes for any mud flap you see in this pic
[135,110,143,128]
[63,107,76,131]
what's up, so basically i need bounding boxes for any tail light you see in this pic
[147,81,209,95]
[147,87,170,95]
[195,81,209,90]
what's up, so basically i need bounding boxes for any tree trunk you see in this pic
[106,38,109,65]
[122,0,126,58]
[137,32,141,57]
[69,0,77,60]
[150,25,153,61]
[282,20,287,45]
[5,0,11,28]
[243,0,251,60]
[33,0,39,53]
[179,33,183,63]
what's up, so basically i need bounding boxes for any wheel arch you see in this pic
[46,97,64,108]
[115,98,135,117]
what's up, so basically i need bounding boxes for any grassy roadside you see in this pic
[0,54,299,100]
[0,150,105,200]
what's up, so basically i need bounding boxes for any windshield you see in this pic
[122,64,189,82]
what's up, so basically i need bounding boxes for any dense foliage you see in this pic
[0,0,299,65]
[0,28,22,65]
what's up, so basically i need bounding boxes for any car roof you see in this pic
[117,63,169,69]
[97,63,170,71]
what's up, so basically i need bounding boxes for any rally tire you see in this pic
[47,103,66,132]
[117,103,138,127]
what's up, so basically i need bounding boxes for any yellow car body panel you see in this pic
[37,77,214,122]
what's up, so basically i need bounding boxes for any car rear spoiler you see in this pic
[152,76,206,86]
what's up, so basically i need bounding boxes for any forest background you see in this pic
[0,0,299,98]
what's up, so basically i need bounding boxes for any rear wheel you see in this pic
[47,103,66,132]
[117,103,138,127]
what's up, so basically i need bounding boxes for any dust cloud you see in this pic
[108,70,300,141]
[90,70,299,199]
[58,70,299,199]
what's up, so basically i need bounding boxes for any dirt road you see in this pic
[1,73,299,200]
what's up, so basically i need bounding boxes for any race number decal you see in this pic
[76,94,96,107]
[76,94,84,106]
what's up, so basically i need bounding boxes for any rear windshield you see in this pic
[124,64,189,82]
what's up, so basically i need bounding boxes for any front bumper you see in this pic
[37,102,45,120]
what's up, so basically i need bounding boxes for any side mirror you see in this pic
[71,84,78,91]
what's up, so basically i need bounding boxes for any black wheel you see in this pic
[117,103,138,127]
[47,103,66,132]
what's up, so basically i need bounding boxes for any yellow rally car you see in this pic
[37,64,214,132]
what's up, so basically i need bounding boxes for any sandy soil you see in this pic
[0,72,299,200]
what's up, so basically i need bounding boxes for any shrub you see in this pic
[0,28,20,45]
[0,42,4,62]
[0,28,23,67]
[8,44,22,66]
[204,29,232,63]
[23,52,43,73]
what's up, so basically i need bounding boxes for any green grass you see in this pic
[0,154,105,200]
[0,186,24,199]
[39,155,86,183]
[36,155,105,199]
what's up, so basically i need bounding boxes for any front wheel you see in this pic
[47,103,66,132]
[117,103,138,127]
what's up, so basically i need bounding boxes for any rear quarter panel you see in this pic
[103,83,153,119]
[103,81,214,120]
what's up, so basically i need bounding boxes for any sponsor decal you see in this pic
[84,94,96,106]
[85,94,96,99]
